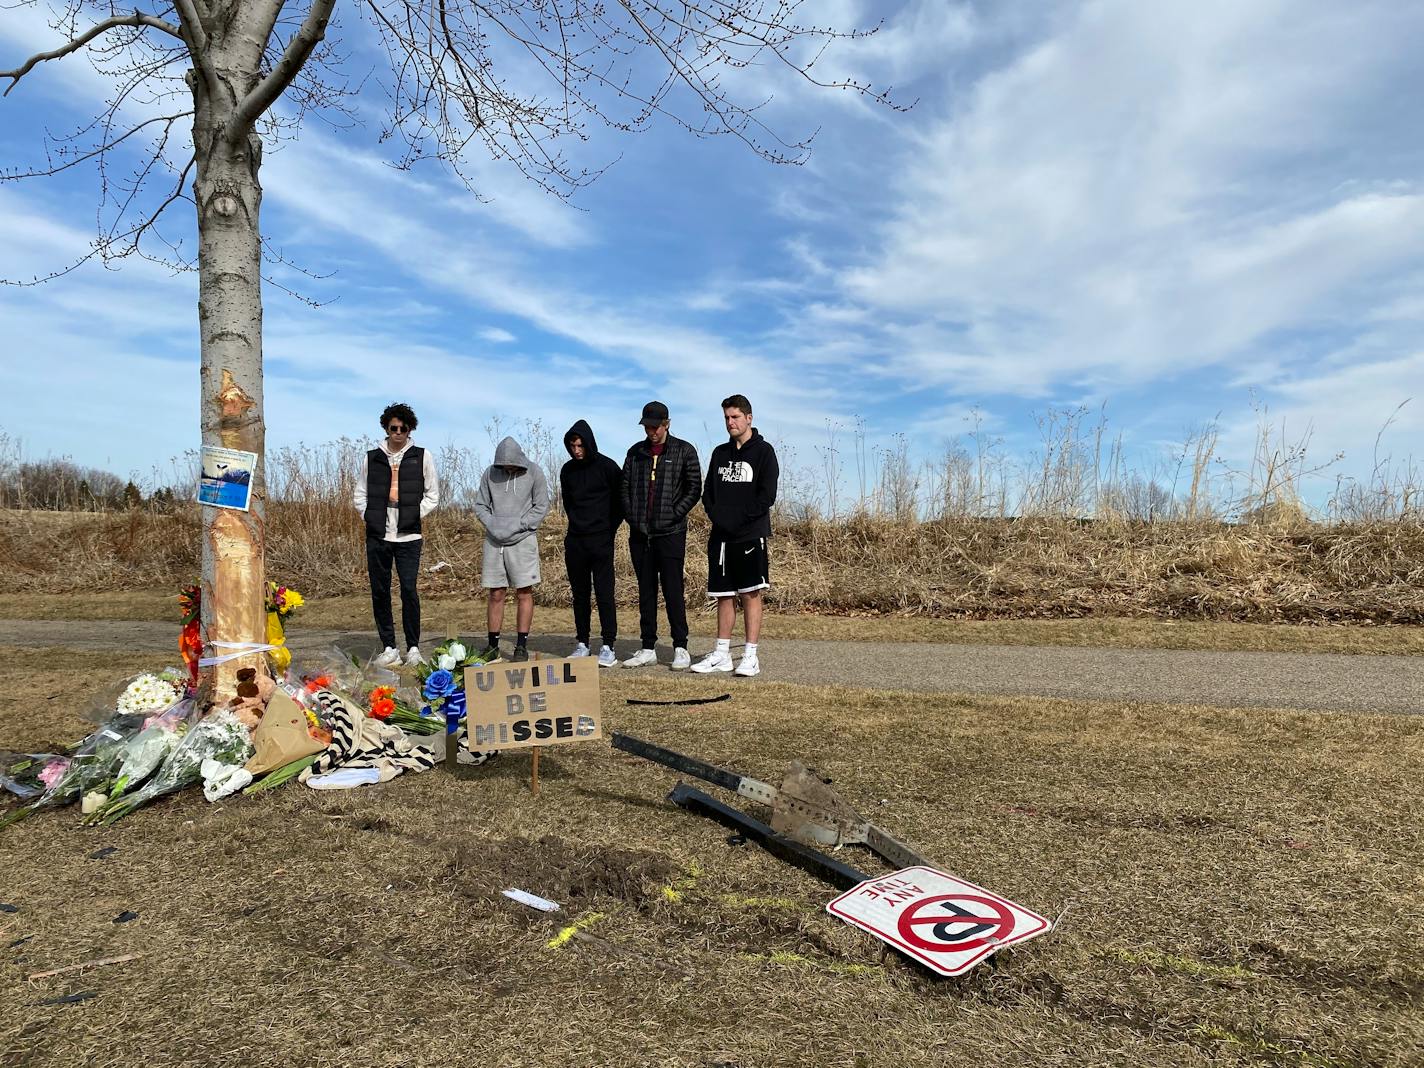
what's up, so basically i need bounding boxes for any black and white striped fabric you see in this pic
[297,689,437,785]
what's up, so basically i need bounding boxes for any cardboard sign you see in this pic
[826,866,1051,977]
[463,657,601,751]
[198,446,257,511]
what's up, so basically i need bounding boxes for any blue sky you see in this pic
[2,0,1421,513]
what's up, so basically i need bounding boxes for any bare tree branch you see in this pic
[225,0,337,143]
[1,110,192,179]
[170,0,219,96]
[0,12,183,97]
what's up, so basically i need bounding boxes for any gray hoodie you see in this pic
[474,437,551,546]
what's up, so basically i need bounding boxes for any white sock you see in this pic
[715,638,730,654]
[744,643,758,656]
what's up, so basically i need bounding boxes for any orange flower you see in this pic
[370,698,395,720]
[303,674,333,694]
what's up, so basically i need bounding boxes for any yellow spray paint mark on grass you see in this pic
[659,863,704,903]
[547,911,606,949]
[1189,1024,1350,1068]
[717,894,801,910]
[1103,946,1257,983]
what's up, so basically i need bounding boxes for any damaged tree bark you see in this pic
[195,63,270,697]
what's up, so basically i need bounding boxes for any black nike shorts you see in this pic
[707,536,769,597]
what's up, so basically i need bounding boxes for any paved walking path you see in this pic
[1,619,1418,714]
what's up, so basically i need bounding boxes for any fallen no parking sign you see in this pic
[826,866,1051,976]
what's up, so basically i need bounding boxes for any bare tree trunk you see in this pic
[191,56,267,703]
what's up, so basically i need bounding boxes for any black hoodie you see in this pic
[560,419,625,537]
[702,429,779,542]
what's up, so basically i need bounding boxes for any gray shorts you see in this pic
[482,535,541,588]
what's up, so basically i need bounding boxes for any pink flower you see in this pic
[39,758,69,788]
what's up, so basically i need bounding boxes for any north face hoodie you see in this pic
[474,436,550,546]
[702,429,779,542]
[560,419,625,537]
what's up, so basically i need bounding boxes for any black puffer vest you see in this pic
[364,446,425,538]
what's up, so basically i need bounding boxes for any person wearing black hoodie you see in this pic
[560,420,624,667]
[692,394,779,678]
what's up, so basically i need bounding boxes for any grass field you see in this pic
[2,646,1420,1067]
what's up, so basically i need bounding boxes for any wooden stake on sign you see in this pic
[530,651,542,795]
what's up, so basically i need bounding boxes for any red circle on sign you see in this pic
[896,894,1016,954]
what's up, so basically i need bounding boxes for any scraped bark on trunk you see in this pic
[192,19,272,702]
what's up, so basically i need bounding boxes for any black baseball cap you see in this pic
[639,401,670,426]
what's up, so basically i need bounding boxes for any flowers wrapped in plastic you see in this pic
[106,698,202,800]
[92,711,253,826]
[0,714,147,830]
[264,581,306,672]
[1,752,68,800]
[365,684,442,735]
[116,672,186,718]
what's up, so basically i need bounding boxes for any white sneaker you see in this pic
[373,646,400,668]
[671,648,692,671]
[621,648,658,668]
[734,652,760,677]
[690,649,733,673]
[597,645,618,668]
[404,646,425,666]
[570,643,591,658]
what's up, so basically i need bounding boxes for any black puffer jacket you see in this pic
[621,434,702,538]
[560,419,624,537]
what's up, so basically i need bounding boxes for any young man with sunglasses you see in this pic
[354,403,440,667]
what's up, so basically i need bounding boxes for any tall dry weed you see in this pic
[3,505,1420,624]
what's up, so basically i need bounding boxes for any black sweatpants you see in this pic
[366,535,422,649]
[564,532,617,647]
[628,529,688,650]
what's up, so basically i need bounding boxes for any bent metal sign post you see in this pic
[463,656,602,763]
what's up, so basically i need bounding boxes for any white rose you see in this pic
[437,653,457,671]
[447,642,467,661]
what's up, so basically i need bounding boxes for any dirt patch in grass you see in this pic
[1,655,1421,1066]
[1,590,1420,656]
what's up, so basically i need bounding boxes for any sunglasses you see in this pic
[386,424,408,433]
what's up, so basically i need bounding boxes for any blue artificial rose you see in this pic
[422,669,456,700]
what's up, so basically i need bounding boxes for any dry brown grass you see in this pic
[2,506,1423,626]
[1,646,1421,1067]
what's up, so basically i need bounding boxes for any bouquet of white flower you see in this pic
[115,672,185,718]
[93,711,253,825]
[106,698,201,800]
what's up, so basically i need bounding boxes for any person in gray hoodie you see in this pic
[474,436,551,662]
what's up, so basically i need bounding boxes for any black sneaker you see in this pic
[511,646,529,662]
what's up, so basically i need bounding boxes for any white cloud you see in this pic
[836,0,1424,396]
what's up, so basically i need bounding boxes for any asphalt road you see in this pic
[4,618,1419,714]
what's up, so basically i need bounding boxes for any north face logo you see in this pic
[718,460,754,483]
